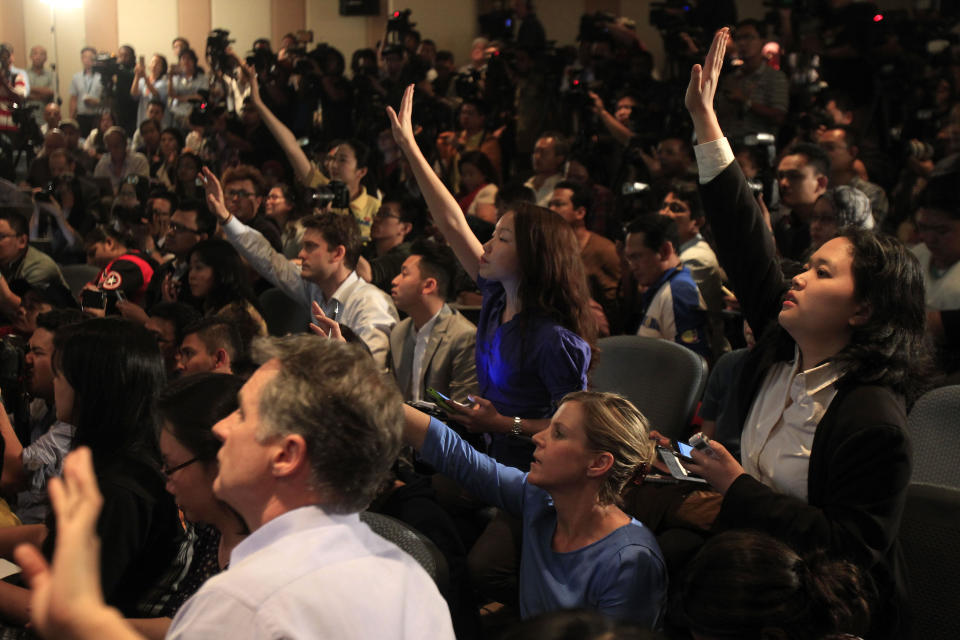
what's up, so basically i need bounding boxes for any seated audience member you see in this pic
[93,126,150,194]
[154,127,184,190]
[681,30,928,639]
[679,531,873,640]
[658,181,729,359]
[243,66,379,242]
[388,239,478,403]
[58,119,91,173]
[910,173,960,375]
[219,165,283,252]
[83,110,119,159]
[639,136,698,191]
[143,301,200,376]
[362,199,415,294]
[84,226,157,306]
[403,391,666,625]
[563,157,615,238]
[547,181,620,309]
[524,132,569,207]
[36,152,100,263]
[26,129,67,188]
[0,208,67,318]
[0,309,87,524]
[182,239,267,335]
[176,317,243,377]
[809,185,874,250]
[0,318,184,626]
[205,167,398,370]
[263,183,303,259]
[17,335,454,640]
[142,189,175,264]
[623,215,710,359]
[774,142,830,261]
[135,119,162,164]
[2,280,77,338]
[127,373,247,639]
[455,97,502,179]
[144,199,215,310]
[457,150,499,223]
[819,125,889,225]
[172,152,205,203]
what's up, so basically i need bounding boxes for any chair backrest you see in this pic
[906,385,960,489]
[359,511,450,594]
[258,287,311,337]
[898,482,960,639]
[589,335,708,440]
[61,263,101,298]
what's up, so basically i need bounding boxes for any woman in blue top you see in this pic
[403,391,667,626]
[388,85,596,471]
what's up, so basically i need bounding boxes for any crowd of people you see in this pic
[0,0,957,637]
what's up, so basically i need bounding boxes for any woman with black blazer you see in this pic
[678,29,930,639]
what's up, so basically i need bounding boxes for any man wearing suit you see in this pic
[388,239,478,404]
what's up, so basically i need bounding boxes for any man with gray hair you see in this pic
[166,335,454,639]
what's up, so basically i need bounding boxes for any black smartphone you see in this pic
[425,387,472,413]
[80,289,107,311]
[672,439,696,463]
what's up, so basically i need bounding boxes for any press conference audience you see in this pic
[2,4,960,638]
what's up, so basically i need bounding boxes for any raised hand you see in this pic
[200,166,229,222]
[386,84,416,149]
[685,28,728,144]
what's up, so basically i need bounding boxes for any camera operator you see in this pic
[112,45,139,136]
[510,0,547,53]
[715,19,788,142]
[68,47,102,137]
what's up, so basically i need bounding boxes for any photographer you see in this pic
[0,44,27,138]
[68,47,102,137]
[33,150,100,264]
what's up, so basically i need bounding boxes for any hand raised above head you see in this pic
[386,84,417,148]
[684,27,729,118]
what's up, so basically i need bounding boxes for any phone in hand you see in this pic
[425,387,472,413]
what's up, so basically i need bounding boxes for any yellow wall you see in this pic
[211,0,272,56]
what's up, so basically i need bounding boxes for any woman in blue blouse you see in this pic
[388,85,596,471]
[403,391,666,626]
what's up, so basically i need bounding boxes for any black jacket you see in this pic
[701,161,910,639]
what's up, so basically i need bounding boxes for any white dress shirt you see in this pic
[167,506,454,640]
[409,307,443,402]
[741,346,842,500]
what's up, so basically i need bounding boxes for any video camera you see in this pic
[306,181,350,210]
[384,9,415,53]
[206,29,237,74]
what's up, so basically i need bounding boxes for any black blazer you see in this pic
[701,161,911,639]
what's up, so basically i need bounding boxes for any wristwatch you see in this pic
[511,416,523,436]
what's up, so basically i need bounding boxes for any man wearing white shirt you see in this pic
[69,47,102,136]
[166,334,454,639]
[206,167,397,370]
[387,239,477,403]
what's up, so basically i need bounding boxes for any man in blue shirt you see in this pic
[623,215,711,359]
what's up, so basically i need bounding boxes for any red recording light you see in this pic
[393,11,400,17]
[873,13,883,22]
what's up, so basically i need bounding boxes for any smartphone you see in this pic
[672,439,695,463]
[425,387,471,413]
[80,289,107,311]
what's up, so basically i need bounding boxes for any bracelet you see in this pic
[511,416,523,436]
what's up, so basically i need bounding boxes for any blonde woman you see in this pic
[402,391,666,627]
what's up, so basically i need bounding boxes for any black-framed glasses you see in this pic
[169,222,200,234]
[161,456,200,478]
[225,189,256,199]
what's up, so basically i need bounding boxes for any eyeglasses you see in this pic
[374,211,401,221]
[168,222,200,234]
[225,189,257,200]
[161,456,200,478]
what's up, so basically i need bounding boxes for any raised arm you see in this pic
[387,85,483,282]
[244,65,312,184]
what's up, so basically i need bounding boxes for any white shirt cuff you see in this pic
[695,137,735,184]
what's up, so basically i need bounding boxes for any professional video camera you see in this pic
[92,53,120,97]
[306,181,350,210]
[649,1,704,67]
[384,9,415,52]
[478,9,515,41]
[206,29,237,74]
